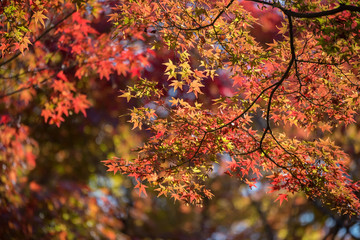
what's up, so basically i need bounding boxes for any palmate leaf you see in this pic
[33,10,48,28]
[275,194,288,206]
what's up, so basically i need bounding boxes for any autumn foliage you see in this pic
[100,0,360,216]
[1,0,360,237]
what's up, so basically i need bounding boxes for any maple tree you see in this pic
[1,0,360,237]
[103,0,360,216]
[0,0,146,238]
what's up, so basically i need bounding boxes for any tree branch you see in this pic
[248,0,360,18]
[159,0,236,31]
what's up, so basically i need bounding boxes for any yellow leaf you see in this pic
[188,80,204,97]
[33,10,48,28]
[169,80,184,91]
[119,91,132,102]
[163,59,177,73]
[169,97,179,106]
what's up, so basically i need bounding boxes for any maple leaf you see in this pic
[194,70,206,78]
[57,71,68,82]
[188,80,204,97]
[129,66,141,78]
[271,114,281,124]
[115,62,127,76]
[135,182,148,197]
[169,80,184,91]
[119,91,132,102]
[75,67,87,79]
[155,186,168,197]
[56,102,70,117]
[163,59,177,73]
[171,193,181,202]
[275,194,288,206]
[33,10,48,28]
[245,179,257,189]
[52,80,67,92]
[98,61,112,80]
[41,109,53,123]
[49,114,65,127]
[106,162,119,174]
[226,158,239,171]
[155,129,165,139]
[319,122,332,132]
[165,70,177,80]
[72,94,91,117]
[14,37,32,54]
[128,172,140,179]
[168,97,179,106]
[189,192,198,203]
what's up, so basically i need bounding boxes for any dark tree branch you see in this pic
[167,10,304,179]
[283,4,360,19]
[0,67,50,80]
[296,59,341,66]
[249,0,360,18]
[0,73,56,98]
[158,0,235,31]
[208,82,278,133]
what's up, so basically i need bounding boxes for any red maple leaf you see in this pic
[41,109,53,123]
[275,194,288,206]
[72,94,91,117]
[56,71,68,82]
[135,182,148,197]
[245,179,257,189]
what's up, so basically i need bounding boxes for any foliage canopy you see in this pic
[1,3,360,238]
[104,0,360,215]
